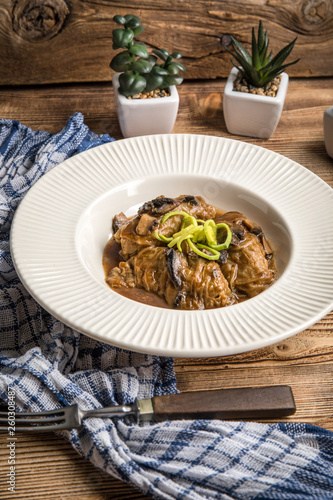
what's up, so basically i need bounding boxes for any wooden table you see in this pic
[0,78,332,499]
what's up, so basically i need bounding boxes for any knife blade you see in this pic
[136,385,296,422]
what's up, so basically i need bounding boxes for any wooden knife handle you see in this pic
[152,385,296,422]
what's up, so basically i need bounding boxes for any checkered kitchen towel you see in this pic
[1,113,333,499]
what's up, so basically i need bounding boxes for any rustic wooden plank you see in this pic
[173,315,333,431]
[174,318,333,367]
[0,77,332,184]
[0,432,149,499]
[0,0,332,85]
[174,363,333,430]
[0,78,333,173]
[0,82,120,136]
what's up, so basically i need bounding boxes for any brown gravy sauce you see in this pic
[102,238,171,308]
[102,206,273,309]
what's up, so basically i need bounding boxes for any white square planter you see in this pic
[112,73,179,138]
[223,67,289,139]
[324,105,333,159]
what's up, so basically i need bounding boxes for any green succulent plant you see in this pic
[222,21,300,88]
[110,14,186,97]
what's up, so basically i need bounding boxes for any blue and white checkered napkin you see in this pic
[1,113,333,499]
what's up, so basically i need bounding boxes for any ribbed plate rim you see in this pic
[10,134,333,357]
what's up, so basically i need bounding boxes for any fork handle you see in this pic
[150,385,296,421]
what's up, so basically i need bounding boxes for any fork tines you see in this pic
[0,407,68,432]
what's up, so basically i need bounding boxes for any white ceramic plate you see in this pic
[10,134,333,357]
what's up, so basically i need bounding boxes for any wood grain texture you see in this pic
[152,386,296,421]
[0,432,148,499]
[0,76,332,498]
[0,0,332,85]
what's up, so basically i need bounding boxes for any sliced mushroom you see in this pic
[243,218,262,235]
[230,226,246,245]
[112,212,129,233]
[218,249,228,264]
[136,214,158,236]
[259,233,274,258]
[215,210,264,244]
[138,196,179,216]
[165,247,182,288]
[173,292,185,308]
[179,195,198,205]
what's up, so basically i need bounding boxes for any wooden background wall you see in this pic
[0,0,332,85]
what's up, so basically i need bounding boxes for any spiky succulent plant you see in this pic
[222,21,299,88]
[110,14,185,97]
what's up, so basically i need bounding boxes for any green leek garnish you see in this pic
[155,231,173,243]
[188,239,220,260]
[210,223,232,250]
[155,210,232,260]
[203,220,217,246]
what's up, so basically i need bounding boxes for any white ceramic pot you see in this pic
[223,67,289,139]
[112,73,179,138]
[323,105,333,159]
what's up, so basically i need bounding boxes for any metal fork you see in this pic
[0,385,297,431]
[0,402,139,432]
